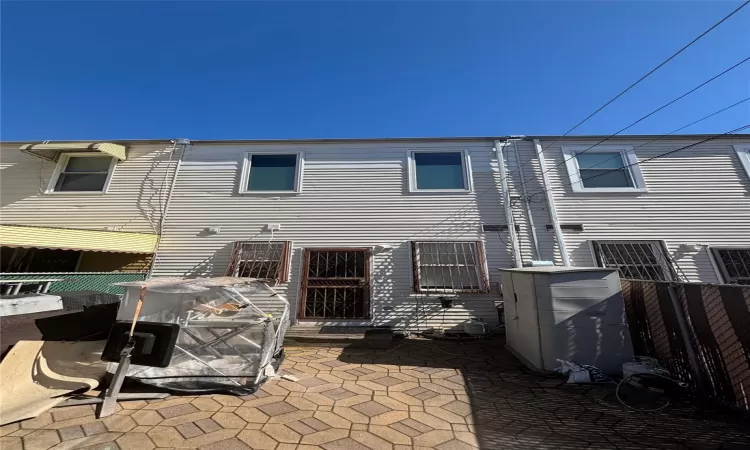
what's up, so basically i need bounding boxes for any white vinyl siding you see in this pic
[0,144,181,234]
[541,137,750,283]
[152,141,509,331]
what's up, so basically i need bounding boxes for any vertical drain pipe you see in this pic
[534,139,570,266]
[511,139,541,261]
[496,140,522,268]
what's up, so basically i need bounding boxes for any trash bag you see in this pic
[556,359,611,384]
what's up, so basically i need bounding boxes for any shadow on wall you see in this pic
[184,242,234,278]
[121,148,179,233]
[332,337,750,449]
[0,155,52,208]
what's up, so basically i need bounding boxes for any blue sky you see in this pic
[1,1,748,141]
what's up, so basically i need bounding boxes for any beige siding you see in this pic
[0,144,181,236]
[152,141,515,330]
[538,137,750,283]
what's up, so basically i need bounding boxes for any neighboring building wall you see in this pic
[538,137,750,283]
[0,143,181,234]
[152,140,517,330]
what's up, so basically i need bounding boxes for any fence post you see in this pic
[667,283,706,394]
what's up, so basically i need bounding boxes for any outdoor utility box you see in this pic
[499,267,633,375]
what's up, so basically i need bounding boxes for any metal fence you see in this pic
[0,272,148,296]
[621,279,750,412]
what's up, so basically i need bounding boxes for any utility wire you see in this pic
[406,97,750,242]
[525,97,750,200]
[530,124,750,199]
[404,54,749,243]
[537,0,750,151]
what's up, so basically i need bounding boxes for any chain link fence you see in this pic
[622,279,750,413]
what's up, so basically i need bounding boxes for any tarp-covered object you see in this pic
[110,277,290,395]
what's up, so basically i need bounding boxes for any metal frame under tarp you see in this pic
[109,277,290,395]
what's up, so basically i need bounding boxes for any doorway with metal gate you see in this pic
[299,248,371,320]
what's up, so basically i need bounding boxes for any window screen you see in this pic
[592,240,676,281]
[54,156,112,192]
[576,152,634,188]
[246,154,298,191]
[712,248,750,285]
[412,241,487,292]
[226,241,291,281]
[413,152,466,190]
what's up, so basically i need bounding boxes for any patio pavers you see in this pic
[1,336,748,449]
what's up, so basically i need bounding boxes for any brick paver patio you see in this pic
[1,336,748,449]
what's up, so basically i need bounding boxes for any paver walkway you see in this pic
[1,336,748,449]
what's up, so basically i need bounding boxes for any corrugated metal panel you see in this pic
[152,141,513,330]
[537,137,750,283]
[19,142,128,161]
[0,224,157,253]
[0,143,181,234]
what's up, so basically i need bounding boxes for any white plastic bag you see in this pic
[556,359,610,384]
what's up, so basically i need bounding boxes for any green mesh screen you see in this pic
[0,272,147,295]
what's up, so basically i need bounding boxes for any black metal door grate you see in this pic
[300,249,370,319]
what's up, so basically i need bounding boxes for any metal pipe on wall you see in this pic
[511,140,541,261]
[495,140,523,268]
[533,139,570,266]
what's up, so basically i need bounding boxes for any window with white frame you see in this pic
[47,154,116,193]
[225,241,291,281]
[711,248,750,285]
[591,240,677,281]
[408,150,472,192]
[240,152,303,193]
[734,145,750,180]
[411,241,488,292]
[562,146,647,193]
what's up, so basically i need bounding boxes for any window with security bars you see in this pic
[711,248,750,285]
[591,240,677,281]
[411,241,488,292]
[225,241,291,281]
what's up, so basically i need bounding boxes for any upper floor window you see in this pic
[734,145,750,180]
[591,240,677,281]
[562,146,647,193]
[408,150,472,193]
[47,154,116,193]
[240,152,303,194]
[711,247,750,285]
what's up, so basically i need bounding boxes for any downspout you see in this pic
[533,139,570,266]
[147,139,191,278]
[511,139,541,261]
[495,140,523,268]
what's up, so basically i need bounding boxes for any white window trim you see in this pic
[45,152,117,195]
[239,151,304,194]
[407,149,473,193]
[562,145,647,193]
[733,145,750,181]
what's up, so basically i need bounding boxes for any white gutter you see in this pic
[147,139,190,278]
[511,140,541,261]
[534,139,570,266]
[495,140,523,268]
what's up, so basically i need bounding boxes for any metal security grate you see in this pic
[411,241,489,292]
[712,248,750,285]
[300,248,371,319]
[591,240,678,281]
[225,241,290,281]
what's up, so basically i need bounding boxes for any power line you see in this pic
[525,97,750,200]
[531,123,750,199]
[405,98,750,242]
[405,63,749,243]
[537,0,750,151]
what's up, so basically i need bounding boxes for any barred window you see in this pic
[411,241,488,292]
[711,248,750,285]
[591,240,677,281]
[225,241,291,281]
